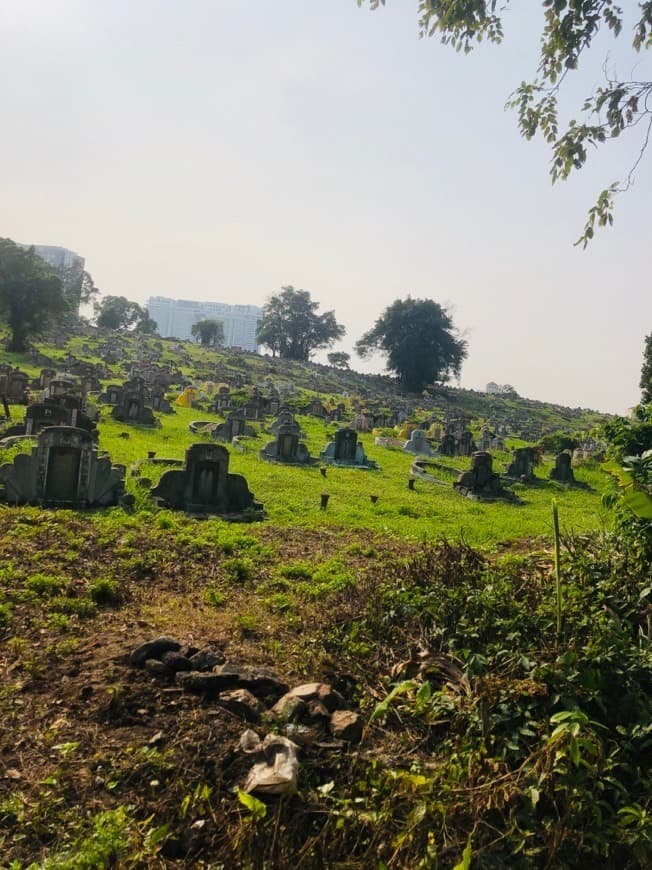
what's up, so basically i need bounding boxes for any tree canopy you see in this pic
[0,238,68,352]
[359,0,652,245]
[641,333,652,405]
[356,296,467,392]
[191,319,225,347]
[257,286,345,361]
[95,295,155,333]
[327,351,351,369]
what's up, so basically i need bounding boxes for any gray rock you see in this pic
[144,658,169,676]
[270,694,307,722]
[216,689,265,722]
[215,664,288,699]
[175,671,238,694]
[160,651,193,672]
[188,647,226,671]
[131,636,181,667]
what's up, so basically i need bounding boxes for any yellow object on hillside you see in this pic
[175,387,199,408]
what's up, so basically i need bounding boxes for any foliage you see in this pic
[358,0,652,245]
[602,404,652,461]
[95,295,155,333]
[0,238,67,352]
[257,286,345,360]
[327,350,351,369]
[539,430,578,454]
[641,334,652,404]
[356,296,467,392]
[191,318,224,347]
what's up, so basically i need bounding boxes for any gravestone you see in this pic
[24,403,70,434]
[550,452,575,484]
[212,411,254,442]
[151,443,262,517]
[151,387,173,413]
[98,384,124,406]
[111,388,156,425]
[260,417,315,465]
[506,447,538,481]
[0,426,125,507]
[454,451,515,501]
[1,370,30,404]
[403,429,432,456]
[320,428,378,469]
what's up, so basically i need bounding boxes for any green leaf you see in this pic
[236,787,267,819]
[453,837,473,870]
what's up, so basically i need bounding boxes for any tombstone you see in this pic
[2,370,30,404]
[111,391,156,425]
[213,386,232,412]
[212,410,253,442]
[439,431,457,456]
[403,429,432,456]
[550,452,575,484]
[151,443,263,517]
[242,400,264,421]
[38,368,57,390]
[24,403,70,435]
[260,418,315,465]
[151,387,173,414]
[506,447,538,481]
[454,452,517,501]
[320,428,378,469]
[306,398,328,418]
[0,426,125,507]
[458,431,476,456]
[99,384,124,406]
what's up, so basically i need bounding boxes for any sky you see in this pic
[1,0,650,414]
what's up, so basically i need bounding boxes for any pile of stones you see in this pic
[130,636,363,745]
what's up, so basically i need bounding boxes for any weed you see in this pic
[223,556,255,584]
[203,586,226,608]
[89,577,122,607]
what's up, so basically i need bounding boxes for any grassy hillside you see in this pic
[2,328,649,869]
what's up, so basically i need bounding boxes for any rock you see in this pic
[239,729,261,753]
[145,658,169,676]
[130,636,181,667]
[305,700,330,721]
[283,682,346,712]
[270,694,307,722]
[215,664,288,699]
[188,647,225,671]
[216,689,265,722]
[160,651,193,673]
[330,710,363,743]
[175,671,239,694]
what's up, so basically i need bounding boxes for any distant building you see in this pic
[147,296,262,352]
[21,244,86,311]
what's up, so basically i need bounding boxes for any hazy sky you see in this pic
[1,1,650,413]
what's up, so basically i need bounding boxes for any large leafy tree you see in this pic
[95,295,150,331]
[356,296,467,392]
[641,333,652,404]
[0,238,68,352]
[257,286,345,361]
[359,1,652,245]
[191,318,224,347]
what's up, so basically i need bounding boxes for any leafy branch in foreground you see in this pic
[357,0,652,244]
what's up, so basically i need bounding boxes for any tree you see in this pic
[358,1,652,245]
[0,238,68,352]
[327,351,351,369]
[257,286,345,361]
[356,296,467,392]
[641,333,652,404]
[95,295,148,331]
[135,310,159,335]
[191,318,224,347]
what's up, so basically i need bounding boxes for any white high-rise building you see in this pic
[147,296,262,352]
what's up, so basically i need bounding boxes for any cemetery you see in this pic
[0,328,646,869]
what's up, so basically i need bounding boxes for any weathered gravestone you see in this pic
[111,389,157,426]
[260,415,315,465]
[320,428,378,469]
[454,451,516,501]
[506,447,538,481]
[0,426,125,507]
[403,429,432,456]
[550,452,575,484]
[212,410,254,442]
[151,443,263,517]
[1,370,30,404]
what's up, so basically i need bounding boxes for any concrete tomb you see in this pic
[320,428,378,469]
[454,451,517,501]
[403,429,432,456]
[550,452,575,484]
[0,426,125,508]
[151,443,263,517]
[260,415,315,465]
